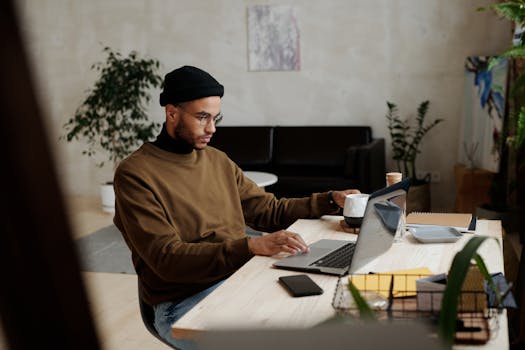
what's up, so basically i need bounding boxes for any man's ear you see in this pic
[165,104,178,121]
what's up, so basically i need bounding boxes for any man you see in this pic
[113,65,360,349]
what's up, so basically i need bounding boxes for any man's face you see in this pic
[166,96,222,150]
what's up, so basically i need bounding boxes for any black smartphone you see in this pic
[278,274,324,297]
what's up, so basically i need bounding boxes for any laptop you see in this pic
[273,179,411,276]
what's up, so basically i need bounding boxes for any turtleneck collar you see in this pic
[152,123,194,154]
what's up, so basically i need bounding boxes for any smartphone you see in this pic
[278,274,324,297]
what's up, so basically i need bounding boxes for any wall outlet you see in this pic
[416,170,428,180]
[430,171,441,183]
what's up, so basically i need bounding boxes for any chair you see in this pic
[138,284,176,348]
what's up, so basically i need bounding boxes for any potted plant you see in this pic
[385,100,444,213]
[475,1,525,235]
[344,235,504,347]
[62,47,162,212]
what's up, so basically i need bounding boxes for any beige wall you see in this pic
[16,0,510,210]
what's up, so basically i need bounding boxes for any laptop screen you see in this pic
[348,178,410,273]
[272,179,411,276]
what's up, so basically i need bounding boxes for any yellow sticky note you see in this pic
[349,267,433,298]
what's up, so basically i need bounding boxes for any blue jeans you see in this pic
[153,281,224,350]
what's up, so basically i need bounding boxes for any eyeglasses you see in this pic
[177,105,223,126]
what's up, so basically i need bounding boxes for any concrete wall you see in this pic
[16,0,510,210]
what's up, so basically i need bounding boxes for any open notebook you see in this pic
[405,212,476,232]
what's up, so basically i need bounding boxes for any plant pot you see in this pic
[407,181,431,214]
[100,182,115,213]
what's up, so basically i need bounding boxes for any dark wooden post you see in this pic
[0,1,101,348]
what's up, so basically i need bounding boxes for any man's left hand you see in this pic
[332,189,361,208]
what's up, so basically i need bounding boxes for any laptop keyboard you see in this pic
[309,242,356,268]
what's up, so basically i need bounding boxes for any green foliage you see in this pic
[480,0,525,25]
[347,280,377,321]
[488,46,525,70]
[481,1,525,211]
[438,236,502,346]
[346,236,503,346]
[62,47,162,169]
[385,101,444,181]
[515,106,525,148]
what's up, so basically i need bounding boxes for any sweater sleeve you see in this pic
[113,165,254,284]
[236,167,339,232]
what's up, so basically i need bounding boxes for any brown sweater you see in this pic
[113,143,335,305]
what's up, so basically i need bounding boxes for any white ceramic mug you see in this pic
[343,193,370,228]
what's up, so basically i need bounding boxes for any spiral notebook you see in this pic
[406,212,476,233]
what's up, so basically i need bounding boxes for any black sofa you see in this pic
[209,126,385,198]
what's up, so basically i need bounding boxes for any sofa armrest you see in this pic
[344,138,385,193]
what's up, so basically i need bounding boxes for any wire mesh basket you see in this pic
[331,273,504,345]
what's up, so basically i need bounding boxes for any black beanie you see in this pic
[159,65,224,106]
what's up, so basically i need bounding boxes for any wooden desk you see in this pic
[172,216,507,349]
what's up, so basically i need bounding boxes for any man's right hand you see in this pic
[247,230,309,256]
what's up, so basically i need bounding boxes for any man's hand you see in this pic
[332,189,361,208]
[247,230,309,256]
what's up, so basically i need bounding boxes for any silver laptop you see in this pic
[273,179,411,276]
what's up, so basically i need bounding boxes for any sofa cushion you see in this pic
[209,126,273,169]
[207,125,385,197]
[272,126,372,175]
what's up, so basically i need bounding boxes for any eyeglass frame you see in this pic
[176,104,223,126]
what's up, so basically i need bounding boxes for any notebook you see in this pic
[349,267,433,298]
[272,179,411,276]
[405,212,476,232]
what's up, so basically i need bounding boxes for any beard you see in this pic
[174,121,207,150]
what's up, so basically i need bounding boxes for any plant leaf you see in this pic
[473,253,502,307]
[347,279,377,320]
[60,46,163,169]
[438,236,499,345]
[515,106,525,149]
[490,1,525,23]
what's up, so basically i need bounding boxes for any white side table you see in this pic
[243,171,278,188]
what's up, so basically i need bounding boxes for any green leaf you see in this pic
[490,1,525,23]
[514,106,525,149]
[60,46,162,169]
[472,254,501,306]
[385,100,443,178]
[493,47,525,65]
[347,279,377,320]
[511,72,525,98]
[487,56,505,71]
[438,236,500,345]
